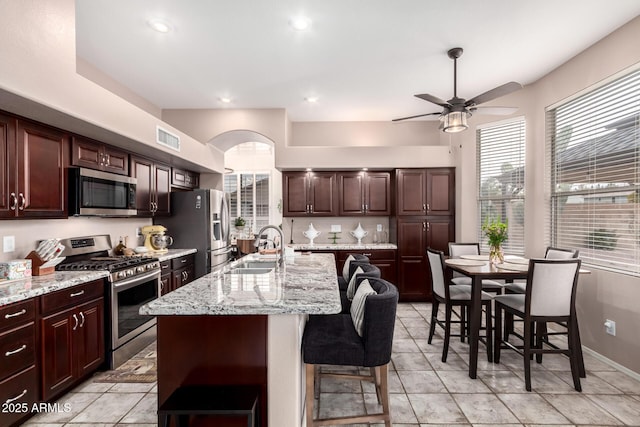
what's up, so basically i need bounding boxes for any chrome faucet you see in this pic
[254,225,285,267]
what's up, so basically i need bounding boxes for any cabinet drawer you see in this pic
[0,299,36,333]
[171,254,195,269]
[0,323,36,381]
[40,280,104,315]
[0,365,38,427]
[338,249,396,262]
[160,260,171,273]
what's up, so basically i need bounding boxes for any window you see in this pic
[477,118,526,254]
[224,172,271,233]
[547,68,640,274]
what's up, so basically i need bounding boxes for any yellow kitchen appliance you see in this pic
[141,225,171,253]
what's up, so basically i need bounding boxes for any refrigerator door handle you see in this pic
[220,193,230,243]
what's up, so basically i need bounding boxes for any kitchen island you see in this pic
[140,252,341,427]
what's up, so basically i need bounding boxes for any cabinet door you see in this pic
[160,274,172,295]
[426,217,455,254]
[154,162,171,216]
[16,120,68,218]
[365,172,391,215]
[0,113,16,218]
[309,172,336,215]
[283,172,310,216]
[131,156,153,216]
[71,136,103,170]
[427,168,455,216]
[338,172,364,215]
[41,309,75,401]
[396,169,426,216]
[102,145,129,175]
[75,299,105,377]
[397,219,430,301]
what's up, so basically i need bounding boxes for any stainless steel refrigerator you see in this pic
[155,189,232,278]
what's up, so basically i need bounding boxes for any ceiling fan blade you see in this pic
[415,93,450,108]
[469,106,518,115]
[392,112,441,122]
[465,81,523,107]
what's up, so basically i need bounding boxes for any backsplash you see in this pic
[282,217,390,246]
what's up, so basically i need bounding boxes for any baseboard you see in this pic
[582,345,640,382]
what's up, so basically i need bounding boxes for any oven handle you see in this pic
[113,269,160,290]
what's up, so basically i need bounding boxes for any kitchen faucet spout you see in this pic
[254,225,285,267]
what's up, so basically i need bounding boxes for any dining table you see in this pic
[444,256,529,379]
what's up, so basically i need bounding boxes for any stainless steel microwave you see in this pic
[68,168,137,216]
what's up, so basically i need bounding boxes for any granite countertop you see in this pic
[140,253,341,316]
[0,271,110,307]
[0,249,197,307]
[289,243,397,250]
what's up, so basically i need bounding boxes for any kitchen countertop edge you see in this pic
[289,243,397,250]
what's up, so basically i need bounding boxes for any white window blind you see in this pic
[224,172,271,233]
[547,68,640,275]
[477,118,526,254]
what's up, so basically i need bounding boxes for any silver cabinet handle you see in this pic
[5,344,27,356]
[423,221,426,231]
[309,204,313,213]
[5,389,27,404]
[18,193,25,210]
[4,309,26,319]
[9,192,17,210]
[72,314,79,331]
[180,258,187,264]
[422,203,426,211]
[427,203,430,211]
[70,290,85,298]
[427,222,430,232]
[104,153,110,166]
[79,311,85,328]
[362,253,372,256]
[364,204,368,212]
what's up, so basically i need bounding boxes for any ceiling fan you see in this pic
[393,47,523,132]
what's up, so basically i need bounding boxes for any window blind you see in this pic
[224,172,271,233]
[547,68,640,275]
[477,118,526,254]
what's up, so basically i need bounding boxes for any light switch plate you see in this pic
[3,235,15,253]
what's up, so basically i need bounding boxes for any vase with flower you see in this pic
[482,217,508,265]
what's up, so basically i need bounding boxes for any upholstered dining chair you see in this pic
[448,242,505,293]
[493,258,583,392]
[503,246,579,294]
[338,253,369,291]
[427,248,494,363]
[302,276,398,427]
[340,262,381,313]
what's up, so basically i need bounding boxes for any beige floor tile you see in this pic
[453,393,519,424]
[587,394,640,425]
[392,352,432,371]
[400,317,430,328]
[479,370,530,393]
[115,424,157,427]
[408,393,468,424]
[60,424,114,427]
[405,325,431,339]
[363,393,418,424]
[393,338,421,353]
[319,375,363,393]
[397,370,447,393]
[591,371,640,394]
[436,370,492,393]
[394,324,411,339]
[555,371,624,394]
[107,382,155,393]
[582,353,620,372]
[361,370,404,394]
[26,392,102,423]
[396,305,422,318]
[318,392,365,419]
[498,393,570,424]
[512,369,577,394]
[424,351,468,371]
[413,338,442,353]
[542,394,624,425]
[119,393,157,424]
[69,392,145,423]
[20,424,65,427]
[73,379,114,393]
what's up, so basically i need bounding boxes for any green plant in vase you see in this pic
[482,217,508,265]
[234,217,246,233]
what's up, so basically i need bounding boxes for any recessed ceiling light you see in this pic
[289,16,312,31]
[306,168,312,172]
[305,96,319,103]
[219,97,232,104]
[147,19,172,33]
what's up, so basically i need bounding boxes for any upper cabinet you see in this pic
[71,136,129,176]
[1,113,69,219]
[131,155,171,217]
[171,168,199,190]
[338,171,391,216]
[396,168,455,216]
[283,171,337,216]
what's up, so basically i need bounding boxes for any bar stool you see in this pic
[158,384,260,427]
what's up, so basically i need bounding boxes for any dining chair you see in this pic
[338,254,370,291]
[448,242,504,293]
[302,276,398,426]
[504,246,579,294]
[493,258,582,392]
[427,248,494,363]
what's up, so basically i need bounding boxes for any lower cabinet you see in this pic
[336,250,397,284]
[160,254,196,295]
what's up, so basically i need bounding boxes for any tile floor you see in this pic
[23,302,640,427]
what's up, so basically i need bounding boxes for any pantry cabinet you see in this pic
[0,113,69,219]
[131,155,171,217]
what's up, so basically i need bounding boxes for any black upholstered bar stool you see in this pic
[158,384,260,427]
[337,253,369,291]
[340,262,381,313]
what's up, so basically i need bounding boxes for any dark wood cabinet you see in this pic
[426,168,455,216]
[0,113,69,219]
[131,155,171,217]
[160,254,196,295]
[396,168,455,216]
[71,136,129,175]
[336,249,396,284]
[338,171,391,216]
[171,168,199,189]
[283,171,337,216]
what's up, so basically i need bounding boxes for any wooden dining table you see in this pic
[444,258,528,379]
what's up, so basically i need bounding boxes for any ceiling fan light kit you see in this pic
[393,47,522,133]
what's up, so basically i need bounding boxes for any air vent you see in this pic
[156,126,180,151]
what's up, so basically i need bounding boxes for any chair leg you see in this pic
[568,317,583,392]
[305,364,315,427]
[442,303,452,363]
[504,311,513,342]
[536,321,547,364]
[314,365,320,399]
[460,306,466,342]
[523,320,532,392]
[371,367,382,404]
[428,300,439,344]
[484,302,493,363]
[574,318,586,378]
[378,364,391,427]
[494,304,503,364]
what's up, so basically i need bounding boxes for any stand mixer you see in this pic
[140,225,173,253]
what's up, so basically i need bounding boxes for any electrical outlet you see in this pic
[377,224,383,232]
[3,235,15,253]
[604,319,616,336]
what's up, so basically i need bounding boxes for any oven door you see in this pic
[111,269,160,350]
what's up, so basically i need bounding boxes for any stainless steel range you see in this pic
[55,235,161,369]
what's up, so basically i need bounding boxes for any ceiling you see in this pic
[76,1,640,122]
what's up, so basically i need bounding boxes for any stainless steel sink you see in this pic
[226,267,273,275]
[239,261,277,269]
